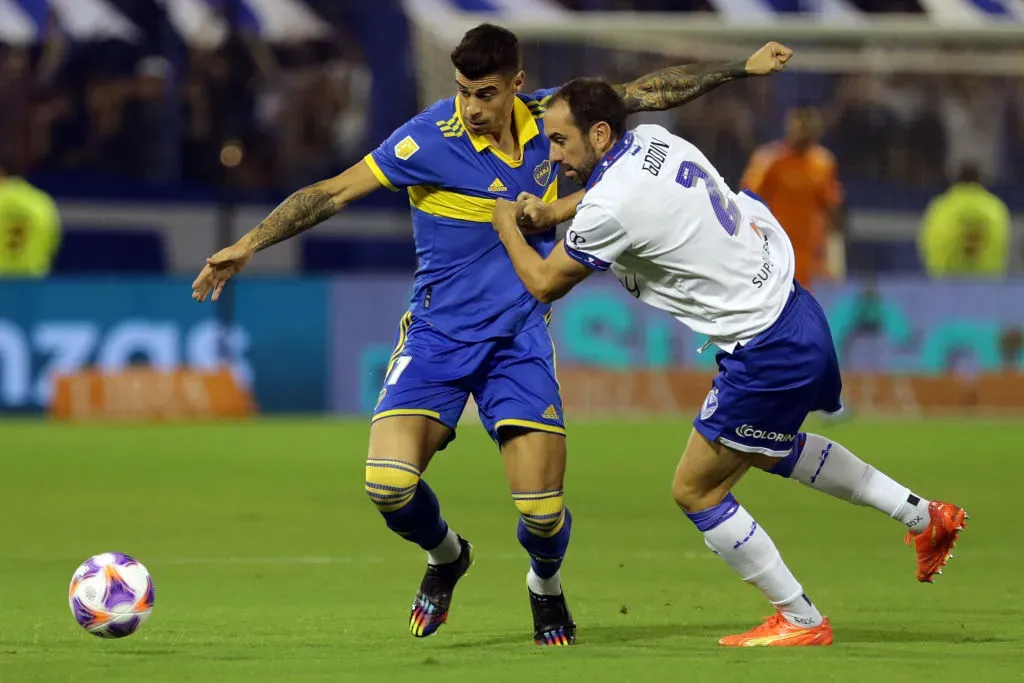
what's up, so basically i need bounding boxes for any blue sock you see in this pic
[518,507,573,579]
[684,493,740,532]
[379,480,449,551]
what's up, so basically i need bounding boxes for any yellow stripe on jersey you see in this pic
[541,178,558,204]
[526,95,554,118]
[436,112,465,138]
[408,186,496,223]
[363,154,399,192]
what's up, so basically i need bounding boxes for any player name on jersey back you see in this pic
[563,124,797,353]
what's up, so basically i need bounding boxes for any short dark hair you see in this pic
[551,78,628,139]
[957,163,981,184]
[450,23,520,80]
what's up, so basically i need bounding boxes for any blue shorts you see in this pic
[372,313,565,448]
[693,282,843,457]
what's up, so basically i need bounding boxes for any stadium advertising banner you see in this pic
[0,279,330,414]
[1,277,1022,416]
[334,277,1024,418]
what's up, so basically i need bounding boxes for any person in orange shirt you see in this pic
[740,106,844,290]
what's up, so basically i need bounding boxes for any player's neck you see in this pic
[485,113,521,160]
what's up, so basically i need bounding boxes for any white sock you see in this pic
[790,434,931,534]
[427,528,462,565]
[527,568,562,596]
[702,501,823,628]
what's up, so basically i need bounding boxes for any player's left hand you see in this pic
[514,192,558,234]
[745,42,793,76]
[492,198,520,234]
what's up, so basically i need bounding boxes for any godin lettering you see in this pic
[736,424,795,443]
[642,139,670,177]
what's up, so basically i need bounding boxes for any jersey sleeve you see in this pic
[522,87,561,117]
[562,202,629,272]
[364,116,445,192]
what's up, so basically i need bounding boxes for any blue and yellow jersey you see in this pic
[364,87,560,342]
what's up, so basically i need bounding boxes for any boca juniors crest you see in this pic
[533,159,552,187]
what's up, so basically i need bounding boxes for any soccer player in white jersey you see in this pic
[490,78,969,647]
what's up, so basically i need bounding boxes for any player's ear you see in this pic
[513,70,525,92]
[589,121,613,153]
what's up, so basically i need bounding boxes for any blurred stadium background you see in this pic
[2,2,1023,680]
[1,0,1023,419]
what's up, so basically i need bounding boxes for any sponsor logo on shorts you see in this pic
[700,388,719,420]
[735,425,795,443]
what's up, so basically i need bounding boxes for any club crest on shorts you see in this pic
[700,387,719,420]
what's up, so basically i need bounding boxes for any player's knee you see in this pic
[365,458,422,513]
[513,488,566,538]
[672,476,722,513]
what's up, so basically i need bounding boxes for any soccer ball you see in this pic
[68,552,155,638]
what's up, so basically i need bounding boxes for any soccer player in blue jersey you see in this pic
[191,24,793,645]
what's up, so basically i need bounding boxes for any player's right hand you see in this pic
[515,192,556,234]
[745,42,793,76]
[191,241,254,302]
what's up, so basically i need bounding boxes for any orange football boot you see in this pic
[906,500,968,583]
[719,612,833,647]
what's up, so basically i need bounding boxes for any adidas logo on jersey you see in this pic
[542,405,560,421]
[488,178,508,193]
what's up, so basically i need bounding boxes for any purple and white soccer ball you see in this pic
[68,552,155,638]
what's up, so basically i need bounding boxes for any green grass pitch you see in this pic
[1,417,1019,682]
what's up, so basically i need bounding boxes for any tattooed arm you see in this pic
[612,41,793,114]
[191,160,383,302]
[243,161,382,252]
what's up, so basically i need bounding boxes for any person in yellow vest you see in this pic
[0,166,62,278]
[918,164,1010,278]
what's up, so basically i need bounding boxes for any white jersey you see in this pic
[564,124,796,353]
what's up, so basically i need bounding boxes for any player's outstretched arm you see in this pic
[493,199,593,303]
[612,41,793,113]
[191,160,384,302]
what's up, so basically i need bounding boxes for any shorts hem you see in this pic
[370,409,458,451]
[493,419,566,437]
[372,408,444,422]
[717,435,794,458]
[818,403,845,417]
[692,419,719,445]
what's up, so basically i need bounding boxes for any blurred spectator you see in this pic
[740,106,845,290]
[939,77,1007,185]
[0,166,62,278]
[917,164,1010,279]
